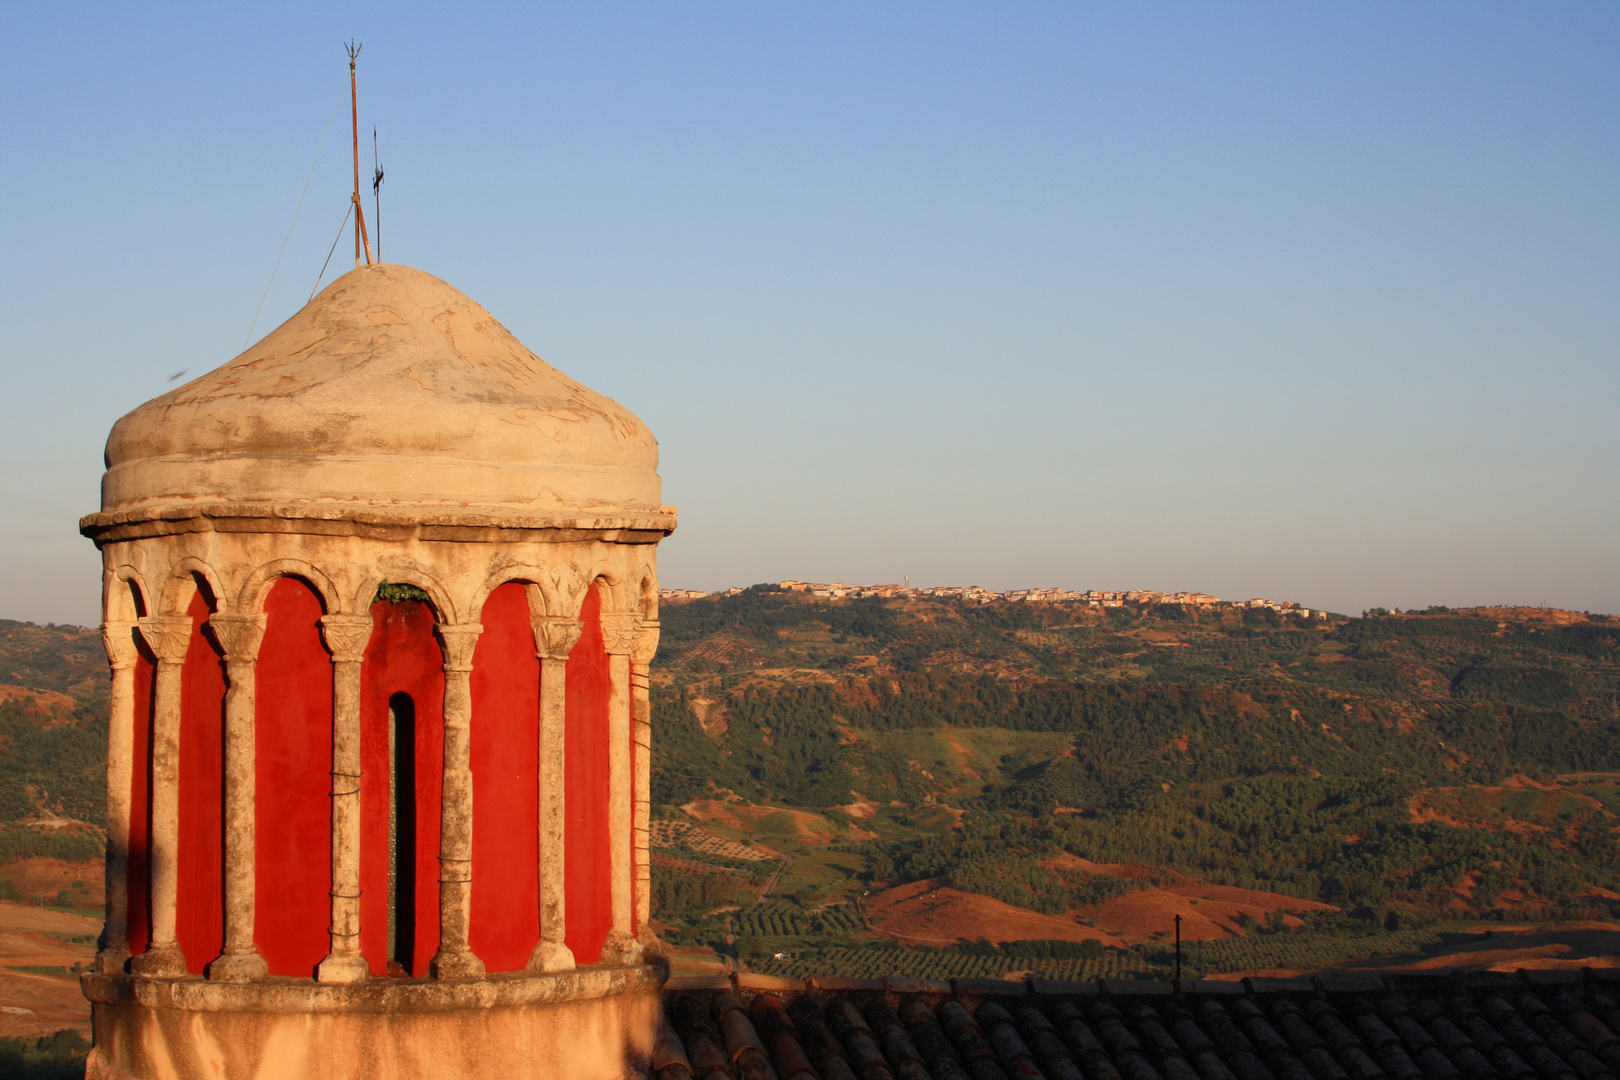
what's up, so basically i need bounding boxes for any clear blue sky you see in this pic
[2,3,1615,625]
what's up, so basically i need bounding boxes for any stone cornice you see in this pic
[80,962,661,1014]
[79,502,678,547]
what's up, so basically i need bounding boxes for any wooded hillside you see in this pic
[651,589,1620,931]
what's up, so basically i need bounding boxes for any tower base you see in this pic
[82,964,661,1080]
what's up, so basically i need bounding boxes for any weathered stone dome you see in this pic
[98,263,665,524]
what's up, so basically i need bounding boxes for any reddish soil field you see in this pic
[1203,922,1620,981]
[836,794,878,819]
[684,799,835,844]
[1078,883,1334,944]
[0,858,101,910]
[867,879,1127,948]
[0,899,99,1038]
[1053,853,1195,884]
[870,863,1338,948]
[0,968,90,1039]
[1344,922,1620,973]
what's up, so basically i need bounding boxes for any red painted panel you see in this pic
[176,590,225,974]
[630,690,641,937]
[470,583,540,972]
[565,587,611,964]
[254,578,333,977]
[127,633,155,958]
[358,600,444,977]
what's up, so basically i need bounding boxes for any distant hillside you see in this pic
[3,592,1618,979]
[0,623,108,865]
[0,622,106,702]
[647,587,1620,972]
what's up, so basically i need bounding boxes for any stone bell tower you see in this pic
[79,263,675,1079]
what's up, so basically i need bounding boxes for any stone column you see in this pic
[97,622,137,974]
[430,623,484,980]
[131,614,192,976]
[205,614,269,982]
[317,615,374,984]
[528,615,580,973]
[629,619,660,950]
[598,612,639,965]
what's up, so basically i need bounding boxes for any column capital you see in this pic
[137,614,193,664]
[101,621,138,670]
[599,613,639,656]
[207,613,267,663]
[319,614,375,664]
[434,623,483,672]
[629,619,661,667]
[532,616,582,661]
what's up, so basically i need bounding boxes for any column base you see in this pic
[129,944,186,977]
[95,946,132,975]
[430,949,485,981]
[316,952,370,984]
[208,949,269,982]
[599,931,641,966]
[527,939,575,973]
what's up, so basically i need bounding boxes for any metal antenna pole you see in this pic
[348,42,360,267]
[1174,914,1182,981]
[373,127,384,263]
[346,40,374,267]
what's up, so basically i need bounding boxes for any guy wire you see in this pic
[244,76,348,349]
[310,202,354,301]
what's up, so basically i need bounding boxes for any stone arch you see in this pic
[161,557,224,616]
[590,565,629,614]
[107,565,150,622]
[628,564,658,620]
[471,563,550,620]
[353,563,456,624]
[590,571,620,613]
[237,559,339,617]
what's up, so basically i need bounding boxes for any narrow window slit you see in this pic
[387,692,416,974]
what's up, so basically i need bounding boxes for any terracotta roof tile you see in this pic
[656,977,1620,1080]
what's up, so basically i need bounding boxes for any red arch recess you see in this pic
[254,578,334,977]
[358,599,444,977]
[176,589,225,974]
[565,586,612,964]
[127,631,156,958]
[469,583,540,971]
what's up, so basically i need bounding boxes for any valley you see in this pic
[1,592,1618,1023]
[646,589,1620,978]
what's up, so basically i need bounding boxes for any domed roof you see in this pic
[96,263,668,526]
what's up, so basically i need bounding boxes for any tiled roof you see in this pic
[643,972,1620,1080]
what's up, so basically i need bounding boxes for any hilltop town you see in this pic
[661,580,1329,617]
